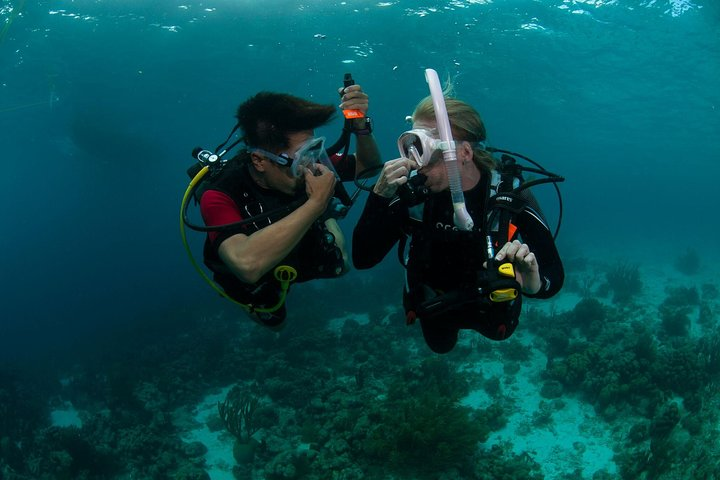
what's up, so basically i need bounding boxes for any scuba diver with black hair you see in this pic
[352,69,564,353]
[183,80,380,329]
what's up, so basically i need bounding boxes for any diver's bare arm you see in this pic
[340,84,381,175]
[218,199,326,284]
[218,165,335,284]
[354,131,382,176]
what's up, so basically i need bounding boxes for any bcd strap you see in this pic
[491,156,528,247]
[489,190,527,244]
[491,191,530,215]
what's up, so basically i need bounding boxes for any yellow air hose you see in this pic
[180,166,296,314]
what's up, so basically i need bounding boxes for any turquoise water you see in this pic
[1,1,719,479]
[1,0,718,355]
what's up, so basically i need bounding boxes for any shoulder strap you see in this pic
[488,157,528,247]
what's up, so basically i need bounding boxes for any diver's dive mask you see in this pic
[254,136,330,178]
[397,129,443,167]
[291,137,329,178]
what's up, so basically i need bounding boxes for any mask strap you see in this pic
[214,121,242,155]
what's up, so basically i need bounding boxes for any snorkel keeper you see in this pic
[425,69,474,231]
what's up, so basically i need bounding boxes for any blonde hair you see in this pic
[411,95,496,172]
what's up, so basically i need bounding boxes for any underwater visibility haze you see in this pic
[1,0,719,479]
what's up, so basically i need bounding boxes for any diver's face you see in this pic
[265,130,315,195]
[411,120,449,192]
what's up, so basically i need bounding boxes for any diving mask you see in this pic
[397,129,443,167]
[254,136,329,178]
[290,136,329,178]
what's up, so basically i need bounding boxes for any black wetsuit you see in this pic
[352,171,564,353]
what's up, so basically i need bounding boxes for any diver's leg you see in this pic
[418,319,459,354]
[250,303,287,331]
[469,298,522,341]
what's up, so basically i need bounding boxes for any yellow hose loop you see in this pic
[180,167,250,313]
[274,265,298,285]
[253,266,297,313]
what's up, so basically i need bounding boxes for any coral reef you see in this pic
[571,297,608,337]
[3,256,719,480]
[528,269,720,480]
[674,247,701,275]
[217,386,261,444]
[604,262,643,304]
[658,285,700,337]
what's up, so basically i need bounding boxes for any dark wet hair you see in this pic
[236,92,336,151]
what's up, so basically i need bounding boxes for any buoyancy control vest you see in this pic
[400,170,527,339]
[202,161,345,306]
[402,172,503,289]
[392,147,563,339]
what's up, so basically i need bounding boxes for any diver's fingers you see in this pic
[516,243,535,263]
[521,252,538,271]
[338,85,358,95]
[518,252,541,294]
[341,90,367,101]
[381,158,402,169]
[340,96,368,111]
[340,85,368,110]
[513,242,531,262]
[392,158,413,172]
[499,241,535,274]
[388,176,408,186]
[381,158,409,180]
[313,162,332,175]
[374,159,410,197]
[387,164,410,181]
[493,241,512,261]
[339,84,364,96]
[495,240,523,261]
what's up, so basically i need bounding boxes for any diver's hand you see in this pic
[303,163,337,215]
[373,158,416,198]
[487,240,541,295]
[339,84,369,128]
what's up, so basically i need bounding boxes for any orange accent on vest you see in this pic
[507,222,518,241]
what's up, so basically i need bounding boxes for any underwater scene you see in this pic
[1,0,719,479]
